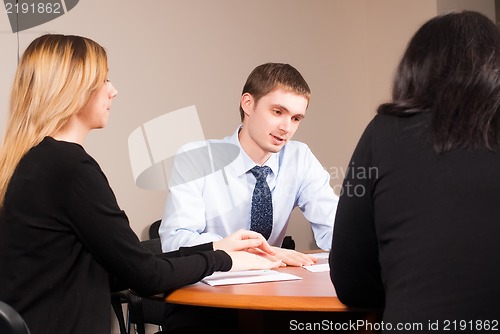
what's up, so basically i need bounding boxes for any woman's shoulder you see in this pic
[369,112,430,135]
[23,137,97,175]
[38,137,93,162]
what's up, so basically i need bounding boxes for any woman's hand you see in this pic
[214,230,317,267]
[226,251,282,271]
[213,229,275,256]
[247,247,318,267]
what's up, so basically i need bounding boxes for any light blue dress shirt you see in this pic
[159,126,339,252]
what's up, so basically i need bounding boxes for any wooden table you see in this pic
[165,254,381,333]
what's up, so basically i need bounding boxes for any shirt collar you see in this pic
[228,125,279,176]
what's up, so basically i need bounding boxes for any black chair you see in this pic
[148,219,161,240]
[0,301,31,334]
[111,290,134,334]
[282,235,296,250]
[112,288,165,334]
[112,235,166,334]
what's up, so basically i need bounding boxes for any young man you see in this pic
[159,62,339,266]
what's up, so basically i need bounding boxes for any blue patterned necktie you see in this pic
[249,166,273,239]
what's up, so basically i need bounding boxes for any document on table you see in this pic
[309,252,329,259]
[201,269,302,287]
[302,263,330,272]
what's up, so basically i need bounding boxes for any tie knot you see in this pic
[250,166,271,181]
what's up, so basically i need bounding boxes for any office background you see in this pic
[0,1,497,333]
[0,0,497,251]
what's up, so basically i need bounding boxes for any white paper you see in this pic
[201,269,302,286]
[302,263,330,272]
[309,252,329,259]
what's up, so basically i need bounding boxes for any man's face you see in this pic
[240,88,307,160]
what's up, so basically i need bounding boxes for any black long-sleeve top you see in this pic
[330,113,500,332]
[0,137,232,334]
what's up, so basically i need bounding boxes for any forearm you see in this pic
[160,229,222,252]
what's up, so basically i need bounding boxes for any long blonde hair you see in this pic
[0,34,108,207]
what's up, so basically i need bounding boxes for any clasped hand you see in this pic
[213,229,317,271]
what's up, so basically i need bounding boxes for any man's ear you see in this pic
[240,93,254,118]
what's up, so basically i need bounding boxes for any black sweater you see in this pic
[0,137,232,334]
[330,113,500,332]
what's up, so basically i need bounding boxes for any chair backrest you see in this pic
[148,220,161,240]
[0,301,31,334]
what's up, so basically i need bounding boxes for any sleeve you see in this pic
[296,147,339,251]
[329,118,385,308]
[159,142,224,252]
[159,179,223,252]
[65,159,232,296]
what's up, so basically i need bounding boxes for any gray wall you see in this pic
[3,0,494,251]
[0,0,437,253]
[0,1,494,249]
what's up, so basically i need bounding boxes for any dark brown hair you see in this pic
[377,11,500,152]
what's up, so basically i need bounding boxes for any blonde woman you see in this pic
[0,34,280,334]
